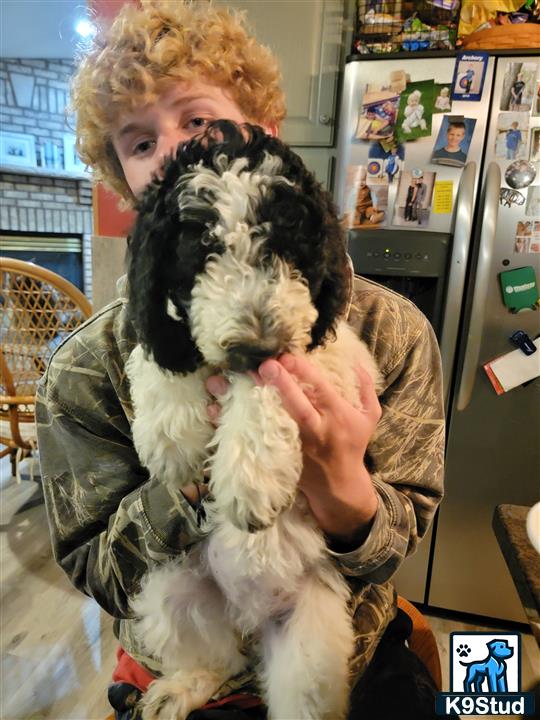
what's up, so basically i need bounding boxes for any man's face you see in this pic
[447,126,465,149]
[112,81,273,198]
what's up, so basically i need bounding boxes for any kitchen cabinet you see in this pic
[216,0,346,147]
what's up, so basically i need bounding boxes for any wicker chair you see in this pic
[0,257,92,481]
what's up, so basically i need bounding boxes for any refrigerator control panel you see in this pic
[348,229,450,277]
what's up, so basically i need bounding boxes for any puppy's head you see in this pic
[127,120,349,373]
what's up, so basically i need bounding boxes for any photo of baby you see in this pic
[393,169,436,228]
[434,84,452,113]
[342,165,388,230]
[396,80,435,142]
[500,62,538,112]
[356,86,400,141]
[494,113,528,161]
[431,115,476,168]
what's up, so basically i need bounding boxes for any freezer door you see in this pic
[429,57,540,621]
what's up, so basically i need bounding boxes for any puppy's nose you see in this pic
[227,343,278,372]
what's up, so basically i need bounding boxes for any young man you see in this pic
[36,2,444,718]
[432,120,468,167]
[505,121,522,160]
[509,72,526,111]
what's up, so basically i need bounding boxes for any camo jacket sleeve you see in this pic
[35,297,207,618]
[329,276,445,583]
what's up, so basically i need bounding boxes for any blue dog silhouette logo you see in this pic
[459,638,514,693]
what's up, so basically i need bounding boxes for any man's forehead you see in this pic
[113,81,236,133]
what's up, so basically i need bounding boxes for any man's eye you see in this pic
[187,117,209,129]
[133,139,155,155]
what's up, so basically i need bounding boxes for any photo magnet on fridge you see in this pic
[433,83,453,113]
[526,186,540,217]
[514,219,540,254]
[356,85,399,141]
[451,52,489,101]
[431,115,476,168]
[530,128,540,163]
[500,62,538,113]
[396,80,435,142]
[495,113,529,161]
[393,169,436,228]
[343,165,388,230]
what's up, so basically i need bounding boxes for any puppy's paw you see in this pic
[140,670,222,720]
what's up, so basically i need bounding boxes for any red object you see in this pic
[112,646,263,710]
[88,0,138,239]
[112,646,156,693]
[88,0,139,20]
[92,184,136,239]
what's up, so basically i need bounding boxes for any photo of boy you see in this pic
[500,62,538,112]
[506,122,523,160]
[431,116,476,168]
[393,169,436,227]
[451,53,488,101]
[384,147,402,183]
[495,113,528,161]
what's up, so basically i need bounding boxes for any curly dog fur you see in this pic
[125,121,380,720]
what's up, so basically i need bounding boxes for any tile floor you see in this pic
[1,470,538,719]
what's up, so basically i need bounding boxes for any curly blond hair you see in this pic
[71,0,286,204]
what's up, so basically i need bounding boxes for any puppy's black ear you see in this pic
[127,172,203,374]
[309,191,350,349]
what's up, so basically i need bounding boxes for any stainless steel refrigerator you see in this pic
[335,52,540,623]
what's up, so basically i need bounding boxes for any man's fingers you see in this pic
[207,403,221,426]
[278,354,339,411]
[258,357,322,437]
[355,365,382,423]
[206,375,229,398]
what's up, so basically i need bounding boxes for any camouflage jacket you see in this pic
[36,275,444,696]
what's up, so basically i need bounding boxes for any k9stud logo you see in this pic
[435,632,536,716]
[450,632,519,694]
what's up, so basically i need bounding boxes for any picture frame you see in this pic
[63,133,89,175]
[0,131,37,168]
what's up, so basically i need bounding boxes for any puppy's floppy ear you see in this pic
[309,191,350,349]
[127,169,203,374]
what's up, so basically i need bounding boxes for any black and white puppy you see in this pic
[126,121,380,720]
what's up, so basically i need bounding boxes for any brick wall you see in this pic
[0,59,93,300]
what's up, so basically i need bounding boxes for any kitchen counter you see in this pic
[493,504,540,646]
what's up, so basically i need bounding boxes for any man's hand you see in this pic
[206,353,382,549]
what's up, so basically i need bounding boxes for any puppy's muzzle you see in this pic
[226,343,279,372]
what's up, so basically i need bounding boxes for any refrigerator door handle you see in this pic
[439,161,476,406]
[456,162,501,412]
